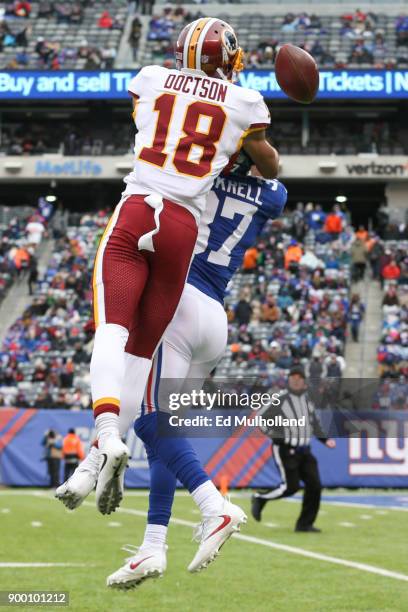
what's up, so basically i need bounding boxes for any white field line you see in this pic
[234,533,408,583]
[81,502,408,584]
[2,491,408,583]
[284,497,408,512]
[0,563,92,568]
[2,489,408,511]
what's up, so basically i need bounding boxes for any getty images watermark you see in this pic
[167,390,306,429]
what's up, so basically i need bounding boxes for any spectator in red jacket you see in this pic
[98,10,113,29]
[382,260,401,281]
[15,1,31,18]
[324,209,343,237]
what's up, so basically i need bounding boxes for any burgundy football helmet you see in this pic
[175,18,243,81]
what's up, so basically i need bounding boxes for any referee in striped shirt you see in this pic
[251,366,336,532]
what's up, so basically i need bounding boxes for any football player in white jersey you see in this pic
[89,16,279,517]
[57,157,287,584]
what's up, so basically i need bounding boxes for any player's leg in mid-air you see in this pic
[55,281,202,512]
[105,439,175,589]
[55,283,219,514]
[88,193,197,514]
[55,350,151,511]
[107,283,246,588]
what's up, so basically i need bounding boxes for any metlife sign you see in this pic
[35,159,103,177]
[0,69,408,100]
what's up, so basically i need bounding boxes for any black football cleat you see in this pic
[295,525,322,533]
[251,495,268,522]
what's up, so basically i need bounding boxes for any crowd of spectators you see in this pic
[0,221,31,304]
[246,10,408,70]
[2,4,408,71]
[144,4,202,67]
[2,113,407,158]
[0,209,108,410]
[29,36,119,71]
[0,202,355,410]
[304,120,407,157]
[2,200,408,411]
[1,121,133,157]
[0,0,124,70]
[215,202,354,407]
[140,7,408,71]
[376,242,408,394]
[347,226,408,289]
[247,9,408,68]
[0,201,49,306]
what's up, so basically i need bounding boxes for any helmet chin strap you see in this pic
[215,68,228,81]
[232,48,244,74]
[219,48,245,83]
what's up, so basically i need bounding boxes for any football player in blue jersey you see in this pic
[56,153,287,587]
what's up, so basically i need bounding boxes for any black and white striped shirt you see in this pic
[260,390,327,448]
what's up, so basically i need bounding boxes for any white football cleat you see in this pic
[107,545,167,590]
[95,436,130,515]
[188,499,247,573]
[55,448,100,510]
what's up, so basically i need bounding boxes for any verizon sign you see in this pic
[346,162,408,176]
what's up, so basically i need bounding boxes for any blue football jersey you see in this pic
[188,175,287,303]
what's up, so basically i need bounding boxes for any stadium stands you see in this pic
[0,232,18,305]
[140,7,408,70]
[2,4,408,157]
[0,205,47,308]
[2,112,407,157]
[273,116,408,156]
[377,241,408,388]
[1,2,408,70]
[0,203,355,409]
[0,117,133,157]
[0,209,106,409]
[217,204,351,394]
[1,2,407,410]
[0,0,127,70]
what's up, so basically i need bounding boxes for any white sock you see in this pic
[119,354,152,437]
[95,413,120,444]
[191,481,224,517]
[90,323,128,426]
[140,524,167,550]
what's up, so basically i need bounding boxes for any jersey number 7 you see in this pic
[139,93,227,178]
[195,192,257,267]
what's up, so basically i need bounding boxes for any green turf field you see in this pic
[0,489,407,612]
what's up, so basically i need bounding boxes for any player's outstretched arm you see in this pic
[242,130,279,179]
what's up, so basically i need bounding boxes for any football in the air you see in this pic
[275,44,320,104]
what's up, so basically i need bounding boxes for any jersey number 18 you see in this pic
[139,93,227,178]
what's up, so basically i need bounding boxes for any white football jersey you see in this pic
[124,65,270,222]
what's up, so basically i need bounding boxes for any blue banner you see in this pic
[1,70,408,100]
[1,408,408,488]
